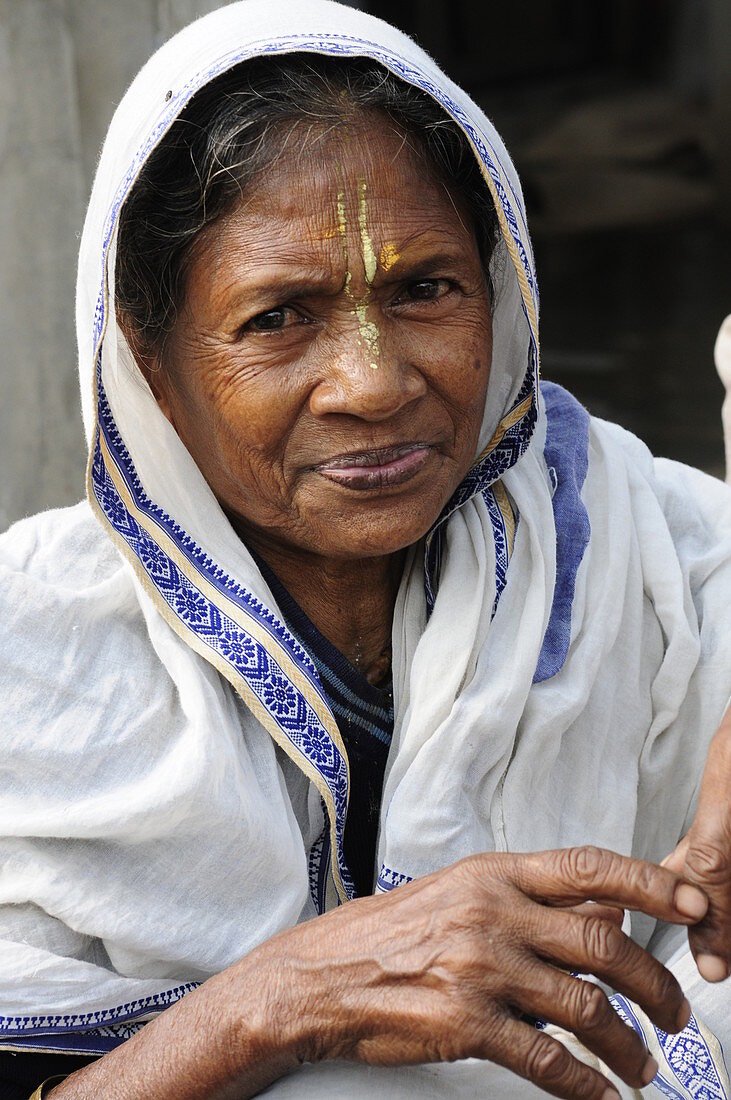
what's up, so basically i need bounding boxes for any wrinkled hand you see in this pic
[662,711,731,982]
[279,846,709,1100]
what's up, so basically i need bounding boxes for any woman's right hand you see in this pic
[50,846,708,1100]
[271,846,707,1100]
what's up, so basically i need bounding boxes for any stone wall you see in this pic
[0,0,232,530]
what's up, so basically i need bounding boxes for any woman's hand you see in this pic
[281,846,705,1100]
[662,711,731,982]
[50,846,708,1100]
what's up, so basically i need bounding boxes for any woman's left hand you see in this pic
[662,710,731,982]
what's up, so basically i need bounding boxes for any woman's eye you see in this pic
[244,306,299,333]
[397,279,452,304]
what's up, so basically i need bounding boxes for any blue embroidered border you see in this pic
[0,984,198,1037]
[611,994,728,1100]
[0,1022,145,1056]
[483,485,516,617]
[307,798,332,914]
[376,865,413,893]
[425,335,537,611]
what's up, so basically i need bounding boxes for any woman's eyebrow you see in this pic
[381,249,468,275]
[218,269,343,316]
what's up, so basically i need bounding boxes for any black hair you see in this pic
[115,53,499,357]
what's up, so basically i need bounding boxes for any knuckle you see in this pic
[685,839,728,885]
[583,916,627,969]
[562,845,608,887]
[572,981,610,1033]
[631,857,660,895]
[460,853,483,876]
[458,852,499,891]
[523,1035,571,1084]
[466,1004,509,1060]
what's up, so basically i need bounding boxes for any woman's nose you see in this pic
[309,329,427,422]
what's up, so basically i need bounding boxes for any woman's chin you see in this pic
[301,499,444,559]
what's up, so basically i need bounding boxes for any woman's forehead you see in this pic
[242,115,443,196]
[187,128,481,304]
[203,118,474,241]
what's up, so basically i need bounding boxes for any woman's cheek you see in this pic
[202,360,300,445]
[428,341,492,419]
[215,395,293,476]
[396,306,490,371]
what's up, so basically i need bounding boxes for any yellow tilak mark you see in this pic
[339,182,379,368]
[356,180,379,365]
[380,242,400,272]
[355,302,379,369]
[357,179,378,285]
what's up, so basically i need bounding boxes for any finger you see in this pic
[501,846,708,925]
[569,903,624,928]
[680,720,731,977]
[488,1013,622,1100]
[521,905,689,1035]
[508,959,658,1092]
[681,834,731,981]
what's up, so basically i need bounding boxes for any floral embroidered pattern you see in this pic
[611,994,728,1100]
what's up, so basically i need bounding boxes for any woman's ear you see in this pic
[116,309,175,424]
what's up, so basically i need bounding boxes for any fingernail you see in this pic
[674,883,708,919]
[601,1089,621,1100]
[677,996,691,1029]
[697,954,728,983]
[641,1056,659,1086]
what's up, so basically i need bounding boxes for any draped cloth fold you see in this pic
[0,2,729,1095]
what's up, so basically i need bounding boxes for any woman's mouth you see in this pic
[316,444,432,490]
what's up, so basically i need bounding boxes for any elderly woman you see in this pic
[0,2,729,1099]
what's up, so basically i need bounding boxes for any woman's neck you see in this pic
[241,530,405,678]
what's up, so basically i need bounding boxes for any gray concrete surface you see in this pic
[0,0,225,532]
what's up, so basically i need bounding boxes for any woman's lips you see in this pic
[316,444,432,490]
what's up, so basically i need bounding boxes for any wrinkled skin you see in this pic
[75,116,730,1100]
[54,848,710,1100]
[663,712,731,983]
[135,120,492,671]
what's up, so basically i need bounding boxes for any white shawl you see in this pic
[0,3,729,1096]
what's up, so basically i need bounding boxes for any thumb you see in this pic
[661,835,691,875]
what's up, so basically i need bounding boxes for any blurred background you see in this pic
[0,0,729,530]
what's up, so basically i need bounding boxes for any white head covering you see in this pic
[1,3,729,1093]
[78,0,542,910]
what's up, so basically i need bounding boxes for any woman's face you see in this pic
[144,117,493,561]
